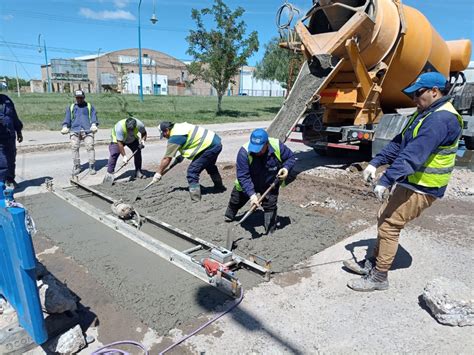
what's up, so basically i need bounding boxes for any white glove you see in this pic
[152,173,162,183]
[122,155,129,165]
[90,124,98,133]
[249,194,260,208]
[374,185,387,201]
[277,168,288,181]
[363,164,377,182]
[61,126,70,135]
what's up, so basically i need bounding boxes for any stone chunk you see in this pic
[422,277,474,326]
[37,275,78,314]
[48,325,86,354]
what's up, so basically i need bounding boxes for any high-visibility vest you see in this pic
[402,101,463,188]
[111,119,139,143]
[170,122,215,160]
[70,103,92,122]
[235,137,285,191]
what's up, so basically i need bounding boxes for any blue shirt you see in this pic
[0,94,23,140]
[371,97,462,198]
[62,102,98,133]
[236,140,296,197]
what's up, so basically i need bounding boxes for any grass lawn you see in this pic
[12,93,284,130]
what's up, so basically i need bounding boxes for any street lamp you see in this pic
[38,34,52,93]
[138,0,158,102]
[96,47,102,93]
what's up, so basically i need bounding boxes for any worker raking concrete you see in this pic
[154,121,225,202]
[0,94,23,189]
[345,72,464,292]
[61,90,99,176]
[104,117,147,182]
[224,128,295,235]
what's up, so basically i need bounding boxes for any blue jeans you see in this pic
[186,143,222,185]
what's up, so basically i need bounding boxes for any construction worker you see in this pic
[154,121,225,202]
[104,117,147,181]
[0,94,23,188]
[224,128,295,235]
[61,90,99,176]
[345,72,463,292]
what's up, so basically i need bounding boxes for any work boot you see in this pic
[134,170,145,179]
[72,159,81,176]
[89,162,96,175]
[210,173,226,192]
[189,184,201,202]
[347,268,389,292]
[5,179,18,189]
[263,210,277,235]
[224,206,236,222]
[343,257,375,275]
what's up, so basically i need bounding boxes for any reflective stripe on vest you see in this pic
[170,122,215,160]
[70,103,92,122]
[235,137,285,191]
[403,101,463,188]
[111,119,139,143]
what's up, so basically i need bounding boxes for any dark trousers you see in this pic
[187,143,222,185]
[225,186,278,219]
[107,140,142,174]
[0,138,16,183]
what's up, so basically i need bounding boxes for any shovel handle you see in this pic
[237,178,280,226]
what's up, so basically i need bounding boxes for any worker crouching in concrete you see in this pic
[224,128,295,235]
[0,94,23,188]
[154,121,225,202]
[104,117,147,181]
[61,90,98,176]
[345,72,463,292]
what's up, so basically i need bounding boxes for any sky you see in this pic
[0,0,473,80]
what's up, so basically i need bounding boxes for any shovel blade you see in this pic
[226,226,235,251]
[102,174,114,186]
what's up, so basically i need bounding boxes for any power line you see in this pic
[0,41,97,55]
[0,37,33,79]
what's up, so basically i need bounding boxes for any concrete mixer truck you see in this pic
[267,0,473,156]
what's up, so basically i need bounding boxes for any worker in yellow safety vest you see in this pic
[345,72,463,292]
[154,121,224,202]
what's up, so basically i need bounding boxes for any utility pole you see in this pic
[38,34,52,93]
[96,47,102,93]
[15,64,20,98]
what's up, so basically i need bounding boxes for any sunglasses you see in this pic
[414,88,429,97]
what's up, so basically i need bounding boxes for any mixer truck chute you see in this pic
[267,0,473,156]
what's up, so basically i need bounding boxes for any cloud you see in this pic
[79,8,135,21]
[113,0,130,8]
[2,14,14,21]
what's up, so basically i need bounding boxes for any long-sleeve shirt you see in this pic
[370,96,462,198]
[0,94,23,140]
[62,102,98,133]
[236,140,296,197]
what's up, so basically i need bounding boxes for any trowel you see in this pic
[225,178,280,251]
[131,155,182,202]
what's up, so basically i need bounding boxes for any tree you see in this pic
[3,76,29,91]
[186,0,259,113]
[254,37,303,90]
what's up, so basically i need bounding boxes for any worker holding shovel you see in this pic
[103,117,147,183]
[153,121,225,202]
[224,128,295,235]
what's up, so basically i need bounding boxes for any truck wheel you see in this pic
[464,137,474,150]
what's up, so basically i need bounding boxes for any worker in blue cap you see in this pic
[224,128,295,235]
[345,71,463,292]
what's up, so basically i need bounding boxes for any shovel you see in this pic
[225,178,280,251]
[130,156,182,202]
[103,148,141,186]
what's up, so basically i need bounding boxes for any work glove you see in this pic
[363,164,377,182]
[277,168,288,181]
[249,194,260,209]
[90,124,98,134]
[374,185,387,201]
[122,155,129,165]
[152,172,162,183]
[17,132,23,143]
[139,139,145,150]
[61,126,70,135]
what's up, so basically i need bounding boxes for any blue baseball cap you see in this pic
[248,128,269,153]
[403,72,447,94]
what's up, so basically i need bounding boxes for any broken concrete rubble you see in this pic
[48,324,86,354]
[37,275,78,314]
